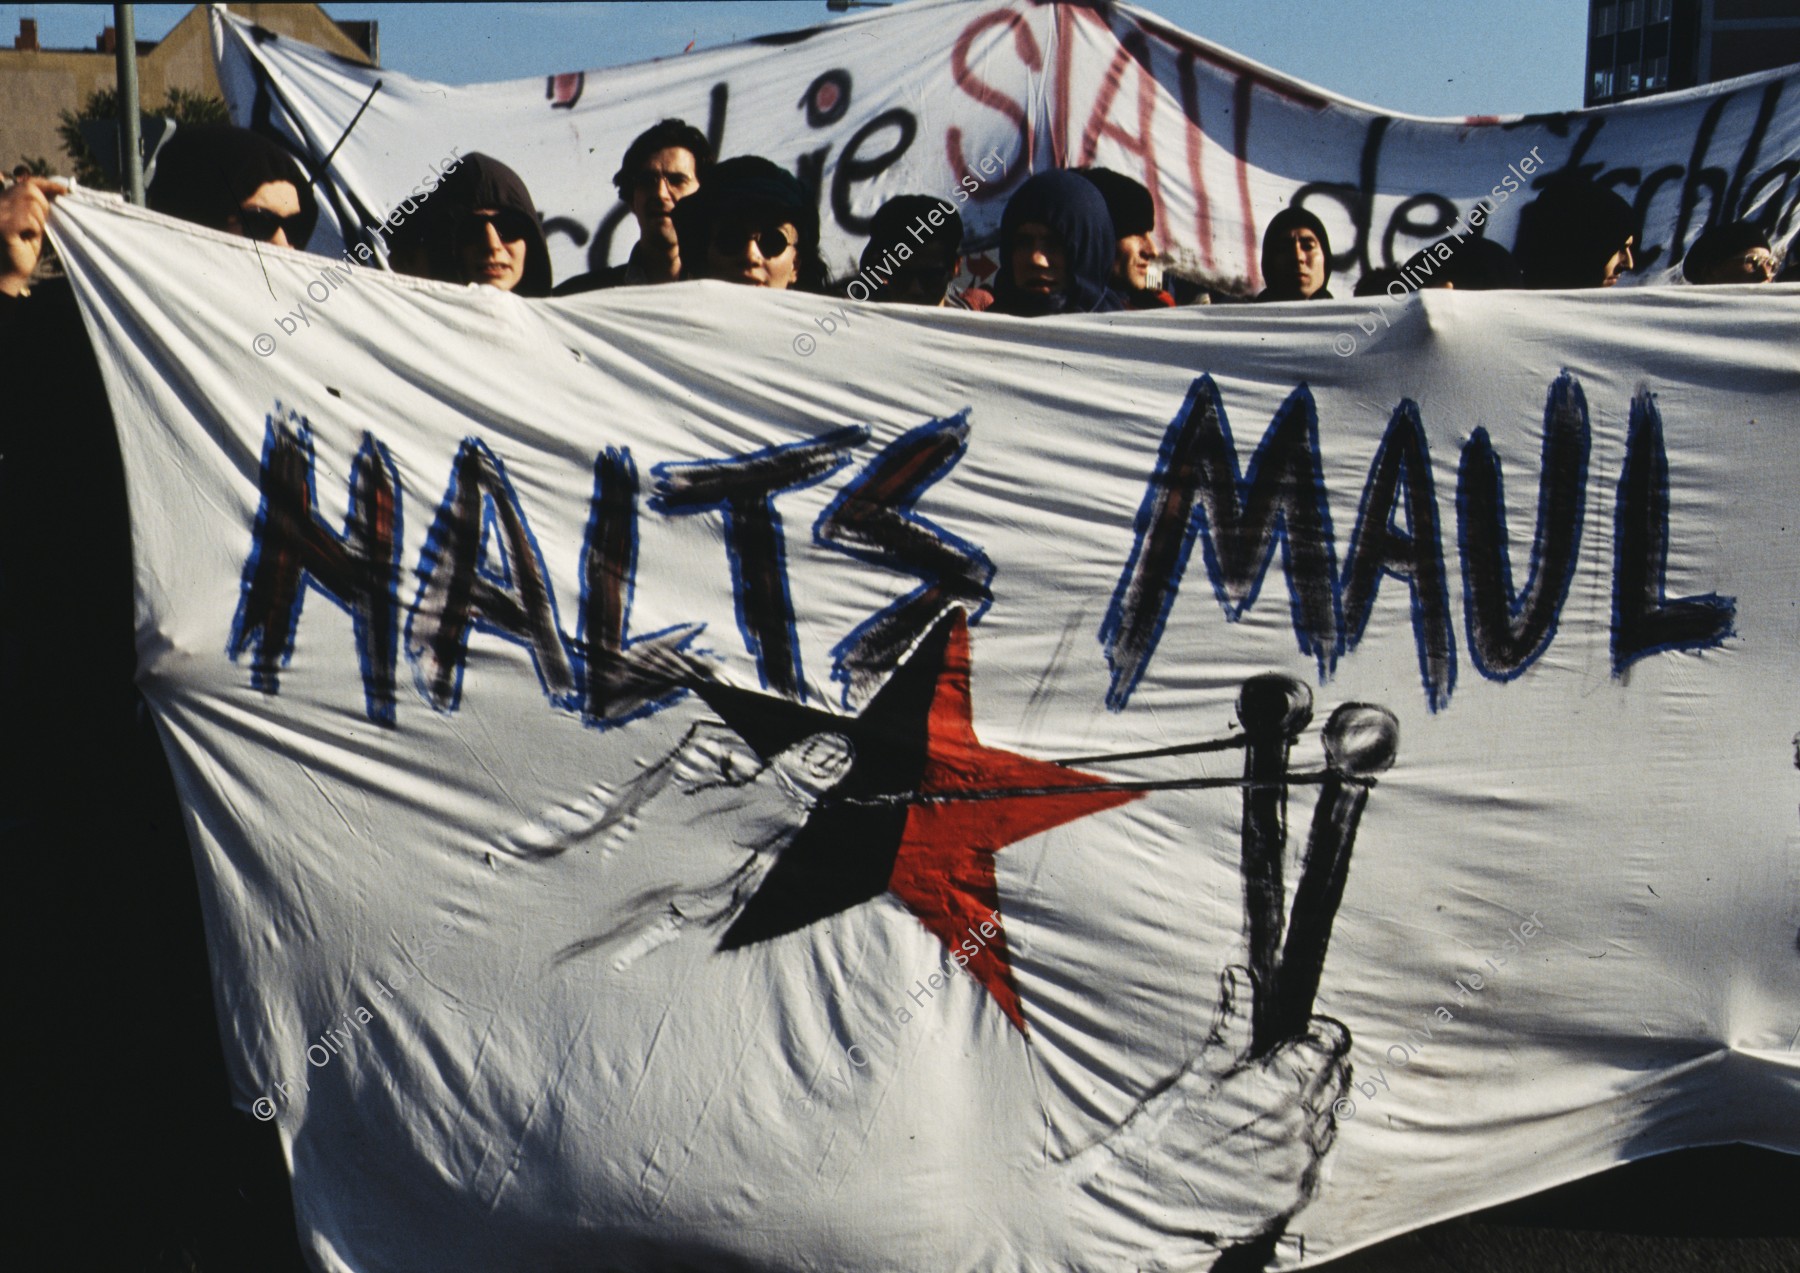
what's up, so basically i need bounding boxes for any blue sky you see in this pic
[3,2,1588,118]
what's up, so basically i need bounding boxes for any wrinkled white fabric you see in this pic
[49,190,1800,1272]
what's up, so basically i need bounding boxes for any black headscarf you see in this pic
[1257,206,1334,301]
[146,125,318,247]
[393,153,552,297]
[993,170,1122,316]
[671,155,827,292]
[1513,176,1636,290]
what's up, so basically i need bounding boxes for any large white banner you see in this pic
[210,0,1800,291]
[51,190,1800,1272]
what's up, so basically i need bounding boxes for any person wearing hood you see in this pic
[145,123,320,250]
[992,169,1124,317]
[389,152,553,297]
[1080,167,1173,309]
[1256,207,1334,301]
[1512,176,1637,290]
[671,155,829,292]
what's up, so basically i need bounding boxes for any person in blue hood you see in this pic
[992,170,1124,316]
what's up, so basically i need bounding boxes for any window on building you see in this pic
[1649,0,1671,23]
[1621,0,1643,29]
[1623,61,1641,93]
[1644,54,1668,88]
[1594,2,1617,36]
[1593,66,1616,98]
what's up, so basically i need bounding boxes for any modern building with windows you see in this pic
[1585,0,1800,105]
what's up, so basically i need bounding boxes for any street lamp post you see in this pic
[114,4,144,205]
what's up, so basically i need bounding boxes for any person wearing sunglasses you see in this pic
[456,206,538,292]
[390,153,553,297]
[145,124,319,250]
[1682,221,1777,285]
[671,155,828,292]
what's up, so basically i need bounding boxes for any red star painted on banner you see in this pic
[694,610,1140,1034]
[886,616,1141,1032]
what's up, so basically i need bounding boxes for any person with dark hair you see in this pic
[671,155,828,292]
[1682,221,1776,284]
[1080,167,1172,308]
[992,170,1123,317]
[1512,176,1636,289]
[557,118,712,295]
[4,138,318,1268]
[389,152,552,296]
[146,123,319,249]
[1354,266,1405,298]
[1397,234,1522,291]
[1256,207,1333,301]
[853,195,971,308]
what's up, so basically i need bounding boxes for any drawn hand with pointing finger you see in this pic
[496,722,854,971]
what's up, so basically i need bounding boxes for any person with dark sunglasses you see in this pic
[671,155,829,293]
[146,124,320,249]
[229,202,312,246]
[706,220,803,288]
[456,207,536,292]
[388,152,553,297]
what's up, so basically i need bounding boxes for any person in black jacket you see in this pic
[556,118,711,296]
[3,143,310,1270]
